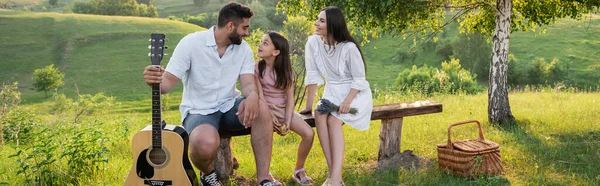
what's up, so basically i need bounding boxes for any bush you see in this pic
[72,0,158,17]
[395,58,483,95]
[436,42,453,61]
[2,108,37,146]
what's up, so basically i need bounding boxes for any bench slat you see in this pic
[220,100,442,137]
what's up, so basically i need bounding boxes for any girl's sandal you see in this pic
[291,168,314,185]
[268,172,283,186]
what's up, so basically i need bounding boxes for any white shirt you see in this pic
[165,26,255,122]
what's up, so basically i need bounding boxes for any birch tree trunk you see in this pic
[489,0,515,124]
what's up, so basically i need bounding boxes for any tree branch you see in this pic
[431,1,502,16]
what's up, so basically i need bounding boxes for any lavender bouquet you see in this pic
[315,99,358,115]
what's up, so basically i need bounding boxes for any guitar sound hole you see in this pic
[148,148,167,165]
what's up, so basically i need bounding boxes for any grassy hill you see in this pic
[361,14,600,88]
[0,9,205,103]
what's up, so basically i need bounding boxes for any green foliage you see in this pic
[245,28,264,61]
[72,93,117,124]
[283,16,314,56]
[249,1,277,31]
[1,81,20,145]
[49,0,59,6]
[51,93,116,123]
[193,0,209,7]
[279,0,600,38]
[177,12,217,28]
[72,0,158,17]
[1,82,20,113]
[32,64,64,98]
[395,58,482,95]
[436,42,454,61]
[2,108,37,146]
[509,57,571,86]
[282,16,314,108]
[451,33,491,79]
[8,128,60,185]
[50,93,73,115]
[60,124,109,181]
[265,6,287,27]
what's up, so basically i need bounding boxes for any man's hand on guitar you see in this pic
[144,65,164,86]
[237,93,259,128]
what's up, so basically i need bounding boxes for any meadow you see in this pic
[0,7,599,185]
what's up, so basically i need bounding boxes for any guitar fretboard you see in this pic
[152,83,162,149]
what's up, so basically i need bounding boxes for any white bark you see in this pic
[488,0,514,124]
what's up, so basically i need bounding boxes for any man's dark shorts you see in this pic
[182,97,246,134]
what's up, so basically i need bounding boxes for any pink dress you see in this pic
[255,63,302,136]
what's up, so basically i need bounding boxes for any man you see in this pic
[143,2,274,186]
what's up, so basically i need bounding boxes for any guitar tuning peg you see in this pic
[165,38,169,42]
[148,52,151,57]
[148,39,152,42]
[164,46,169,50]
[148,45,152,49]
[164,53,169,56]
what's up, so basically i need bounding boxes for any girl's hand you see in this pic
[284,118,292,129]
[299,107,312,115]
[339,99,352,114]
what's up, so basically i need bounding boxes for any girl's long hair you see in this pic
[258,31,294,89]
[322,6,367,72]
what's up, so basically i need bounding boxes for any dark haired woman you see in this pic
[301,6,373,186]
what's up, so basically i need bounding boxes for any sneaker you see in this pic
[258,179,275,186]
[200,170,223,186]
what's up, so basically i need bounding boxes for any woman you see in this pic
[300,6,373,186]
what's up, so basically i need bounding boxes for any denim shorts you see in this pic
[182,97,245,134]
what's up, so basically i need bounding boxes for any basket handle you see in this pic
[447,120,485,150]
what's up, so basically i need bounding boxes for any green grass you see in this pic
[361,14,600,89]
[1,89,599,185]
[0,9,203,103]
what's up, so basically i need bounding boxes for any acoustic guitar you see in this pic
[125,33,198,186]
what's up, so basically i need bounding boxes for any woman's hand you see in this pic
[339,99,352,114]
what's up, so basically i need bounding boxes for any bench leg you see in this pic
[214,137,234,184]
[378,117,403,161]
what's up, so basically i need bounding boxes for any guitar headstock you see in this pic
[148,33,168,66]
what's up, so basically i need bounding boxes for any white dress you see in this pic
[304,35,373,130]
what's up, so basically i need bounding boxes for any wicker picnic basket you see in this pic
[437,120,503,177]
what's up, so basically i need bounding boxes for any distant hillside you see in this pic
[0,9,205,103]
[361,14,600,88]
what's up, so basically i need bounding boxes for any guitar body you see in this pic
[124,125,198,186]
[125,33,198,186]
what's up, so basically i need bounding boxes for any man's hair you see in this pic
[217,2,254,28]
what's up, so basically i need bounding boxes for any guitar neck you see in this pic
[151,83,162,149]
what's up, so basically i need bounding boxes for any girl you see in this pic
[255,31,315,185]
[300,6,373,186]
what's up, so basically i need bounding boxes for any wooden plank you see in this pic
[371,100,442,120]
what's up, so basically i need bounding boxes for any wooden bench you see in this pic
[212,100,442,183]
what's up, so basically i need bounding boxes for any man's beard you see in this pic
[229,31,243,45]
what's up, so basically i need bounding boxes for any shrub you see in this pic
[395,58,483,95]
